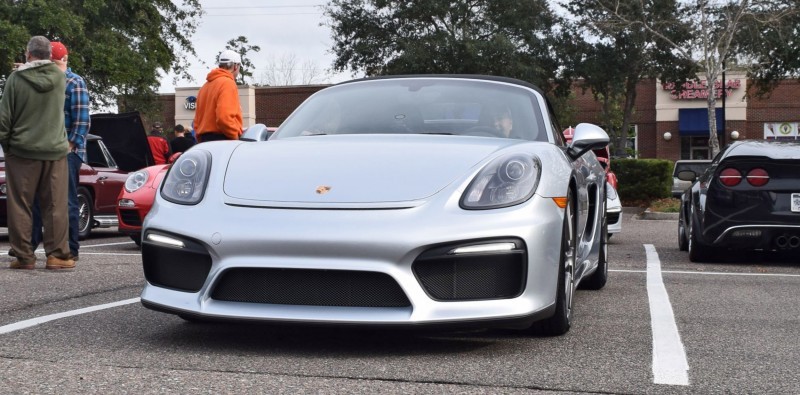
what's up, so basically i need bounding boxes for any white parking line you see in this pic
[645,244,690,386]
[3,240,137,257]
[612,269,800,278]
[0,298,140,335]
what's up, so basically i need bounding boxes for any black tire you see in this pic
[529,191,576,336]
[687,207,714,262]
[130,234,142,247]
[77,186,93,240]
[678,207,689,251]
[581,199,608,290]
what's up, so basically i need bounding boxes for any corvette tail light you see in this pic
[719,168,742,187]
[746,168,769,187]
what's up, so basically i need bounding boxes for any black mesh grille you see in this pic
[211,268,411,307]
[608,212,620,224]
[119,209,142,226]
[142,233,211,292]
[413,251,525,301]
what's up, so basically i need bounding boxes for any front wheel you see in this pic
[678,209,689,251]
[529,191,576,336]
[77,186,93,240]
[687,208,714,262]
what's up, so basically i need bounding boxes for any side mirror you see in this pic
[567,123,610,160]
[240,123,271,142]
[677,170,697,181]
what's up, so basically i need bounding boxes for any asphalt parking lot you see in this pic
[1,212,798,394]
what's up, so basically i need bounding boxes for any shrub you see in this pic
[613,159,672,205]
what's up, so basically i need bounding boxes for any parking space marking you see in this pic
[645,244,690,386]
[0,298,140,335]
[612,269,800,278]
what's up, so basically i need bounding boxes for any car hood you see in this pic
[90,112,153,172]
[223,135,518,204]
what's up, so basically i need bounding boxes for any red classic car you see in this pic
[0,112,153,238]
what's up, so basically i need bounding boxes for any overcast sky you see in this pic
[159,0,356,92]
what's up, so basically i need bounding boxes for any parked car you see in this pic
[117,126,277,245]
[563,128,620,237]
[0,112,151,238]
[607,182,622,237]
[678,140,800,262]
[139,75,611,335]
[672,159,712,198]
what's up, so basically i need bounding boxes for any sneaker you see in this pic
[9,260,35,270]
[70,253,79,262]
[8,249,17,258]
[45,255,75,270]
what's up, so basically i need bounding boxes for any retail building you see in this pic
[158,73,800,161]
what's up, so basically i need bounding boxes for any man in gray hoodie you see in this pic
[0,35,74,270]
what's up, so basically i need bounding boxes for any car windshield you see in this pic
[675,162,711,176]
[274,78,548,142]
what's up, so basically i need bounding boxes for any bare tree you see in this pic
[590,0,800,157]
[259,53,329,86]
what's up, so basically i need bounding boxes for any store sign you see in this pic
[764,122,800,140]
[662,79,741,100]
[184,95,197,110]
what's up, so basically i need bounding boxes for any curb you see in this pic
[636,210,679,221]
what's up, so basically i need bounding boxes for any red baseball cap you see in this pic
[51,42,69,61]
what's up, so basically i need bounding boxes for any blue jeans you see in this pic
[32,152,82,255]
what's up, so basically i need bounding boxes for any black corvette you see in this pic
[678,140,800,262]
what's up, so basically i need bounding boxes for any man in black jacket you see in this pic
[170,124,195,154]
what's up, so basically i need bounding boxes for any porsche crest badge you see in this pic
[316,186,332,195]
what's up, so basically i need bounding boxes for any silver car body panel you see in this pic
[141,76,608,326]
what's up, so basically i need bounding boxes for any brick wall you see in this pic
[746,79,800,139]
[254,85,328,127]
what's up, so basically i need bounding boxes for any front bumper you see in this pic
[140,194,565,327]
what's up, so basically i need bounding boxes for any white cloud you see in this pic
[160,0,358,92]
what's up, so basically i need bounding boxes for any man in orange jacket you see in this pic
[194,49,243,142]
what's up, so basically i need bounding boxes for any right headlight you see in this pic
[460,154,541,210]
[160,150,212,205]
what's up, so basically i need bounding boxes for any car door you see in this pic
[83,139,129,216]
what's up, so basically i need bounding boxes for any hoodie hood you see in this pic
[16,60,61,93]
[206,68,235,83]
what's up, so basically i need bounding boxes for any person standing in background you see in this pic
[194,49,243,142]
[169,124,195,154]
[0,36,74,270]
[28,41,90,261]
[147,121,171,165]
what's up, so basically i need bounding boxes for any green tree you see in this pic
[224,36,261,86]
[324,0,567,95]
[0,0,203,117]
[563,0,696,156]
[587,0,800,157]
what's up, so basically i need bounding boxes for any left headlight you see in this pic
[160,149,212,205]
[461,154,541,210]
[124,170,149,193]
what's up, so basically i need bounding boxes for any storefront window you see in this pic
[625,125,638,158]
[681,136,710,159]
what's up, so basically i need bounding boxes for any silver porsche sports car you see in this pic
[140,75,610,336]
